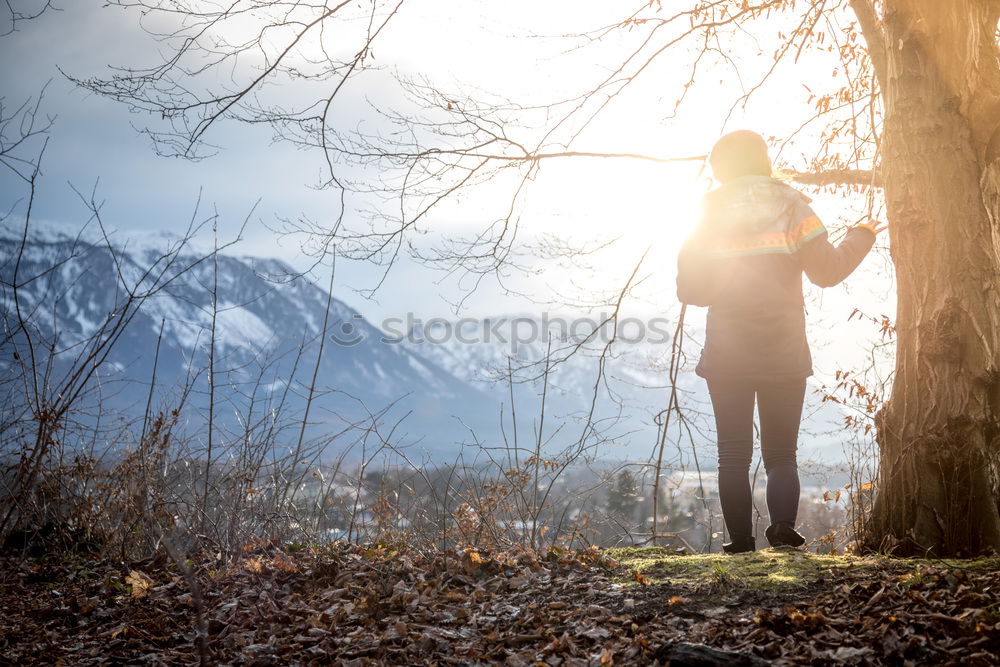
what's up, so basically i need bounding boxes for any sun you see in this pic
[526,148,709,262]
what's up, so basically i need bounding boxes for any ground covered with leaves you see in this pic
[1,542,998,665]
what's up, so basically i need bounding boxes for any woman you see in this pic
[676,130,884,553]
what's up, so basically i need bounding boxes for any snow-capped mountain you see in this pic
[399,314,708,462]
[0,225,499,459]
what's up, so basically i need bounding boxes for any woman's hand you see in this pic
[857,220,887,236]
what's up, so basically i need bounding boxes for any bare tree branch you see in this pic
[849,0,888,86]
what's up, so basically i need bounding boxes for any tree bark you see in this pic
[860,0,1000,555]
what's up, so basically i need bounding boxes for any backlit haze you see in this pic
[0,1,894,385]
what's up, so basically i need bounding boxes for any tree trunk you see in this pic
[860,1,1000,556]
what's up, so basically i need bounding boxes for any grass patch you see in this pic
[607,546,1000,594]
[610,547,879,592]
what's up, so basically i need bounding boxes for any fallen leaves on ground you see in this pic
[0,544,997,665]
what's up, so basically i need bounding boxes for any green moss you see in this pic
[607,547,1000,593]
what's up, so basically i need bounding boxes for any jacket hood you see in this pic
[700,175,809,233]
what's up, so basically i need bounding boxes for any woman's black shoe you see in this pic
[722,536,756,553]
[765,522,805,548]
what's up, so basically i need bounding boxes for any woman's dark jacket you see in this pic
[676,175,875,381]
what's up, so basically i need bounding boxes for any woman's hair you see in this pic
[708,130,772,183]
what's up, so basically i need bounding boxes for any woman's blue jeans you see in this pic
[706,377,807,540]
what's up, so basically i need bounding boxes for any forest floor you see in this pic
[1,541,998,665]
